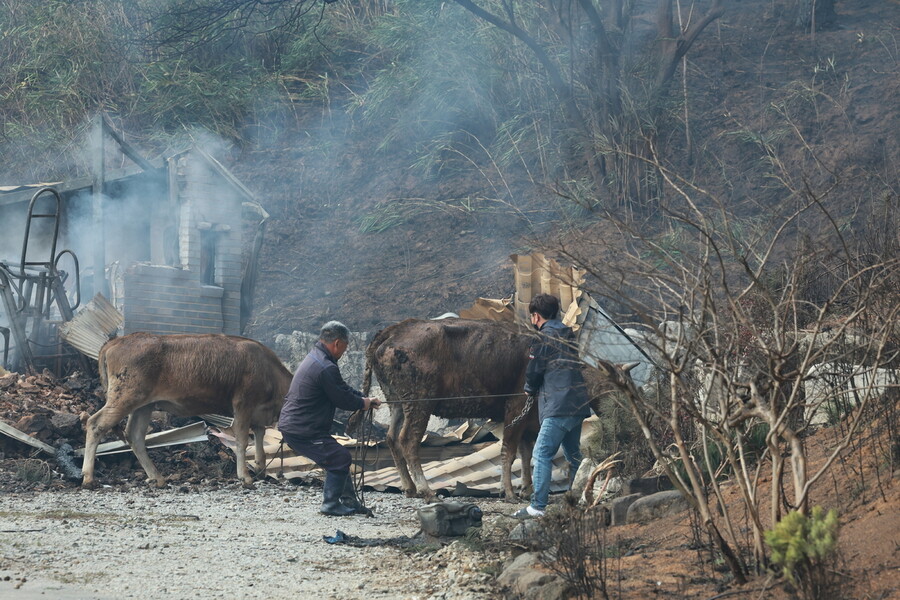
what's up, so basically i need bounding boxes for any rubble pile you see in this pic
[0,369,237,488]
[0,369,104,451]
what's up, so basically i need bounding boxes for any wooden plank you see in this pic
[0,164,157,208]
[0,421,55,455]
[101,115,155,171]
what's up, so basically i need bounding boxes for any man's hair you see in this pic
[320,321,351,344]
[528,294,560,320]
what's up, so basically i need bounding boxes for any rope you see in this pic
[351,408,377,510]
[251,437,285,481]
[380,392,525,404]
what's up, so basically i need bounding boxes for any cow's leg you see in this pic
[231,409,255,489]
[500,434,519,502]
[81,404,131,489]
[398,406,433,499]
[252,425,267,479]
[518,433,535,495]
[502,399,538,500]
[125,405,165,488]
[385,405,416,495]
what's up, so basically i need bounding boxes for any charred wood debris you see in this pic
[0,369,234,489]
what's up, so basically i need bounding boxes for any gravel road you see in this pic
[0,481,511,600]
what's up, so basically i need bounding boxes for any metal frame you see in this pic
[0,187,86,373]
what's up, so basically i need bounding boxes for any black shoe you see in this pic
[340,474,372,516]
[321,471,355,516]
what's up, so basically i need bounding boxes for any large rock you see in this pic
[626,490,689,524]
[49,412,82,438]
[508,519,543,545]
[274,330,371,390]
[497,552,571,600]
[623,475,673,496]
[610,493,642,526]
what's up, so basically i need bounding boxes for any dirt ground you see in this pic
[0,405,896,600]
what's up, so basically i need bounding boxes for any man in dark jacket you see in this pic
[278,321,381,516]
[513,294,591,519]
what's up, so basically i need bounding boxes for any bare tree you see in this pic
[559,162,900,581]
[796,0,838,33]
[448,0,724,210]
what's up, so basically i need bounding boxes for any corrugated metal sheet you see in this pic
[458,297,515,321]
[510,253,586,326]
[578,297,655,388]
[360,419,598,493]
[73,421,209,456]
[215,418,599,495]
[0,183,61,193]
[58,293,124,360]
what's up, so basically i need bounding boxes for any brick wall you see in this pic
[175,152,242,334]
[122,264,226,334]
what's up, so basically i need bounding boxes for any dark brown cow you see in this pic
[81,333,291,489]
[363,318,540,500]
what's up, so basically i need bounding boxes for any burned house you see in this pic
[0,119,267,372]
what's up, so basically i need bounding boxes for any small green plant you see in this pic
[765,507,842,600]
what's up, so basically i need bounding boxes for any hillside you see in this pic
[229,0,899,345]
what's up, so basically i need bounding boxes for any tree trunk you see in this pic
[796,0,838,32]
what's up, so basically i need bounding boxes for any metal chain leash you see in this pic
[506,394,535,429]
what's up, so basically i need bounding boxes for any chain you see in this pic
[506,394,535,429]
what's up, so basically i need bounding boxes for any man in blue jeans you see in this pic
[513,294,591,519]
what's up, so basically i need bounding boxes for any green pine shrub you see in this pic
[765,507,843,599]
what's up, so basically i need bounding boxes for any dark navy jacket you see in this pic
[278,341,364,439]
[524,319,591,422]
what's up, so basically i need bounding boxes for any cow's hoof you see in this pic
[502,494,520,504]
[242,480,256,490]
[152,479,168,489]
[81,479,98,490]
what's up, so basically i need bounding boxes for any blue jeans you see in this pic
[530,415,585,511]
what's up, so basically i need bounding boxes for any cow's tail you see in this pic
[82,343,110,427]
[363,329,387,396]
[362,352,373,396]
[97,344,110,392]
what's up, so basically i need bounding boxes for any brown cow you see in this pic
[81,333,291,489]
[363,318,541,501]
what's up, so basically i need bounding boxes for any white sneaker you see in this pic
[511,505,545,519]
